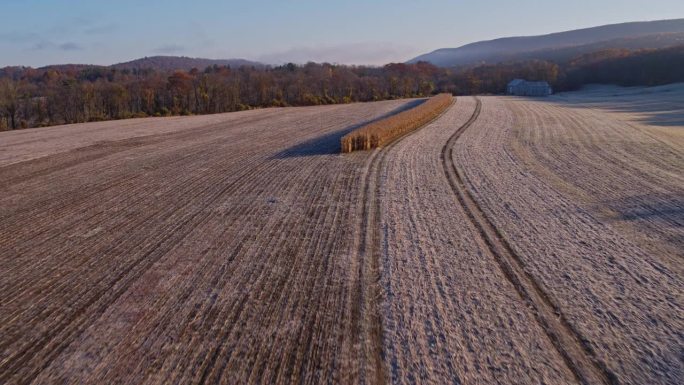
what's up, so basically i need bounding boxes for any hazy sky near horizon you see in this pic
[1,0,683,67]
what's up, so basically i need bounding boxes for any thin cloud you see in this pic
[11,19,115,50]
[84,23,118,35]
[258,42,417,65]
[28,41,83,51]
[154,44,185,54]
[0,31,40,42]
[46,16,93,35]
[59,42,83,51]
[188,21,215,48]
[30,41,54,51]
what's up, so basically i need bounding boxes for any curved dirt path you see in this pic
[377,97,578,384]
[443,98,611,385]
[452,96,683,385]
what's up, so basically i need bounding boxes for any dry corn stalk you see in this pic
[341,93,453,153]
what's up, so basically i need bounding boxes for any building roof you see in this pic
[508,79,525,86]
[525,81,551,87]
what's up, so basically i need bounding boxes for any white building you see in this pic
[507,79,553,96]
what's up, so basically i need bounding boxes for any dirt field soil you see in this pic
[1,86,682,385]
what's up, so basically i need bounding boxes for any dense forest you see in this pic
[1,45,683,130]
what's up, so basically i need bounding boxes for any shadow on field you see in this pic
[552,85,684,127]
[603,193,684,227]
[597,101,684,127]
[573,100,684,127]
[554,100,684,127]
[272,99,425,158]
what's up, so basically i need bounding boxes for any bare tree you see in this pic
[0,79,19,130]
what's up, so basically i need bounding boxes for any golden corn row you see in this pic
[340,93,453,153]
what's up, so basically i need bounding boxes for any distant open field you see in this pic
[1,85,682,384]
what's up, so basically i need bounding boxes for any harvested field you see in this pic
[0,99,418,385]
[547,84,684,267]
[451,92,683,384]
[376,97,580,384]
[1,85,682,385]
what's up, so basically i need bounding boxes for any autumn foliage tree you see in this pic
[1,44,683,130]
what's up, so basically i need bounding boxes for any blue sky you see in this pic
[1,0,683,67]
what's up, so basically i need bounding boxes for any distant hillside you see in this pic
[112,56,263,71]
[38,64,106,72]
[409,19,684,67]
[492,33,684,64]
[0,56,265,79]
[561,45,684,88]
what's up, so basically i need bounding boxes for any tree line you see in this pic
[560,45,684,88]
[0,62,447,130]
[1,45,682,130]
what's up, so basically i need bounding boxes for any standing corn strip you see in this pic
[340,93,453,153]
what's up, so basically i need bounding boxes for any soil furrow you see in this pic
[348,98,457,384]
[441,98,613,384]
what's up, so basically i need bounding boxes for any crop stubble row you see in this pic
[0,100,414,384]
[340,94,453,153]
[442,98,613,385]
[371,94,681,384]
[507,99,683,271]
[375,96,583,384]
[452,96,683,385]
[347,93,462,384]
[1,93,681,385]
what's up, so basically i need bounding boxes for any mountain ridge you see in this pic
[111,56,263,71]
[409,18,684,66]
[7,56,265,73]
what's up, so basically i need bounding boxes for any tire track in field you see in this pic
[348,98,457,385]
[179,103,423,384]
[348,144,385,385]
[441,97,615,385]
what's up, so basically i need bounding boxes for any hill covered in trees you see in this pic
[1,46,683,130]
[111,56,263,71]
